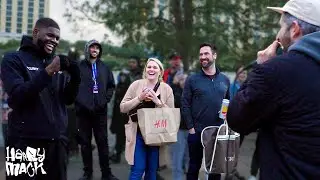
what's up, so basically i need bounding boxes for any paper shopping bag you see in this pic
[137,108,180,146]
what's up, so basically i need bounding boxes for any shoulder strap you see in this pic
[153,81,160,92]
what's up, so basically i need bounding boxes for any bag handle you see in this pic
[224,120,229,136]
[127,81,161,119]
[209,124,227,172]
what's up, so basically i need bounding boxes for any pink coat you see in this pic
[120,79,174,165]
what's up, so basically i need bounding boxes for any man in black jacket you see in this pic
[227,0,320,179]
[75,40,117,180]
[1,18,80,180]
[182,43,230,180]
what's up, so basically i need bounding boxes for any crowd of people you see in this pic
[1,0,320,180]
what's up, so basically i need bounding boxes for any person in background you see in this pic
[227,0,320,179]
[75,40,117,180]
[170,73,189,180]
[182,43,230,180]
[228,65,248,180]
[161,53,184,179]
[230,65,248,149]
[120,58,174,180]
[163,54,183,84]
[110,71,131,163]
[230,65,247,100]
[66,47,81,160]
[110,56,143,163]
[0,79,11,148]
[1,17,81,180]
[128,56,143,82]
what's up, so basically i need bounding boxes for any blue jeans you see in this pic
[170,130,189,180]
[129,132,159,180]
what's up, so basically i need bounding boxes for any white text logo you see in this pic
[225,156,235,162]
[27,67,39,71]
[6,147,47,177]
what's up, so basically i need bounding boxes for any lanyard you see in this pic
[92,63,98,93]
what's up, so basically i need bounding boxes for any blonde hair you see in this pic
[142,58,164,82]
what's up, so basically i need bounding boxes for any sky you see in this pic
[49,0,123,45]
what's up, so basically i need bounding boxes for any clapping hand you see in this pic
[146,89,161,105]
[138,88,151,101]
[45,56,60,76]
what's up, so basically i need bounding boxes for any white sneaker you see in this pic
[248,175,257,180]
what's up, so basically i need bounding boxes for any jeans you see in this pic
[129,132,159,180]
[187,132,221,180]
[170,130,189,180]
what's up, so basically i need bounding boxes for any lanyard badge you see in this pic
[92,63,98,94]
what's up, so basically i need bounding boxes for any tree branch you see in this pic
[67,0,107,24]
[147,16,175,26]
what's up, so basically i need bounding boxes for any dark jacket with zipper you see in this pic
[171,83,187,130]
[227,32,320,180]
[181,68,230,132]
[75,40,115,115]
[0,36,80,139]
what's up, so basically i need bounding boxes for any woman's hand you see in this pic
[146,89,162,105]
[138,88,150,101]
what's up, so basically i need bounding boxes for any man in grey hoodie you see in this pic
[227,0,320,179]
[75,40,117,180]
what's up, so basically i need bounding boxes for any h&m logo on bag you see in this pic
[154,119,167,128]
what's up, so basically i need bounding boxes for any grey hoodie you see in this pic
[84,39,102,61]
[289,31,320,63]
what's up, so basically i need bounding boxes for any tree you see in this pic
[65,0,286,71]
[0,39,20,51]
[56,39,71,53]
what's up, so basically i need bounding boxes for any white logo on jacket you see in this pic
[27,67,39,71]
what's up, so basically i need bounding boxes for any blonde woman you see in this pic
[120,58,174,180]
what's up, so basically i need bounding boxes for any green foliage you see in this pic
[56,39,71,53]
[0,38,145,70]
[65,0,288,71]
[0,39,20,51]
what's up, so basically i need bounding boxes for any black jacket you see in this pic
[0,36,80,139]
[227,32,320,180]
[181,69,230,132]
[75,60,115,114]
[171,83,187,130]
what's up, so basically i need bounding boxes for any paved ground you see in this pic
[0,130,258,180]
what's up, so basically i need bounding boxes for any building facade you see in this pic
[0,0,49,42]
